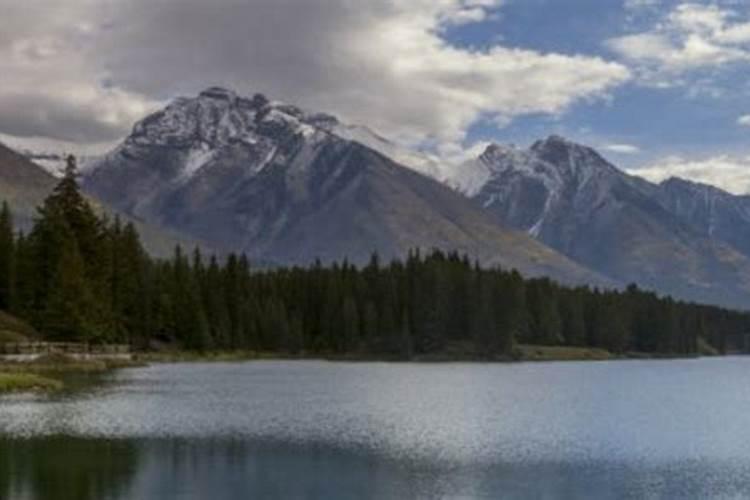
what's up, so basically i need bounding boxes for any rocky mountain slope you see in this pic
[657,177,750,260]
[0,142,57,228]
[83,88,607,285]
[0,142,196,257]
[467,135,750,309]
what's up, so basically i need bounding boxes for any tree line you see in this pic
[0,157,748,357]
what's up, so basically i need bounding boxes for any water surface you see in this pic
[2,358,750,498]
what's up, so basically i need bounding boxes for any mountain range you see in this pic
[463,137,750,309]
[5,86,750,309]
[81,88,603,285]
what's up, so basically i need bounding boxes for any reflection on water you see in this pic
[4,438,750,499]
[3,359,750,498]
[0,438,138,500]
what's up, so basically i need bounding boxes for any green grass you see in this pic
[0,372,62,393]
[0,354,143,374]
[136,350,277,363]
[516,344,613,362]
[0,354,144,394]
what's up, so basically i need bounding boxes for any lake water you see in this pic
[3,358,750,498]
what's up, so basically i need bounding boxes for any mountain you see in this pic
[21,151,98,178]
[657,177,750,259]
[83,88,606,285]
[0,142,196,257]
[468,135,750,309]
[0,142,57,228]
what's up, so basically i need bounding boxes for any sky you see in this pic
[1,0,750,193]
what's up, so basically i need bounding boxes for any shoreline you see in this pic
[0,355,144,394]
[0,345,725,394]
[135,344,714,365]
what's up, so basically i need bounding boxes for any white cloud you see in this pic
[0,0,630,154]
[629,154,750,195]
[738,115,750,126]
[624,0,661,11]
[602,143,641,154]
[607,2,750,85]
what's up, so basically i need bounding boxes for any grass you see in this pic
[516,344,613,362]
[0,372,62,393]
[136,350,284,363]
[0,354,144,394]
[0,353,143,374]
[138,343,618,364]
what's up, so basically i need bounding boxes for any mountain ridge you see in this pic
[82,87,610,286]
[469,135,750,309]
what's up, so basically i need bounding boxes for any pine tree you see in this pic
[526,280,562,345]
[11,232,33,318]
[40,236,99,342]
[341,296,360,352]
[399,308,413,359]
[560,290,586,346]
[0,202,15,310]
[471,275,498,358]
[362,300,378,350]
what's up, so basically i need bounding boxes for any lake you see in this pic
[3,358,750,499]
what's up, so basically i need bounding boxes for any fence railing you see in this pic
[0,342,130,355]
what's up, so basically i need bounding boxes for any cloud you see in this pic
[0,0,630,152]
[0,1,159,147]
[624,0,661,11]
[607,2,750,85]
[629,154,750,195]
[738,115,750,126]
[602,143,641,154]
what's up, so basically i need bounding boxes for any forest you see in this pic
[0,157,748,358]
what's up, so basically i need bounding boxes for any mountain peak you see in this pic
[530,134,584,153]
[543,134,570,144]
[198,86,239,101]
[480,143,518,161]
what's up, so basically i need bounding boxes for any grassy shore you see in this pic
[137,343,718,364]
[0,372,62,393]
[0,354,144,394]
[516,344,614,362]
[0,355,143,374]
[137,344,619,364]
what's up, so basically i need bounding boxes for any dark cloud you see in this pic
[0,93,128,142]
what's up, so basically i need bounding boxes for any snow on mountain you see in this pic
[83,85,472,191]
[469,135,626,239]
[22,152,98,178]
[469,135,750,310]
[79,86,750,306]
[93,87,333,181]
[82,87,608,285]
[330,122,449,181]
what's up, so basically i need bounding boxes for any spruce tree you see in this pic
[40,236,98,342]
[0,202,15,310]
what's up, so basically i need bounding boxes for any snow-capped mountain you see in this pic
[87,86,448,185]
[83,88,605,285]
[657,177,750,259]
[22,151,98,178]
[472,135,644,240]
[469,135,750,309]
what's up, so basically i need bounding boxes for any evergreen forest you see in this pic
[1,157,748,358]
